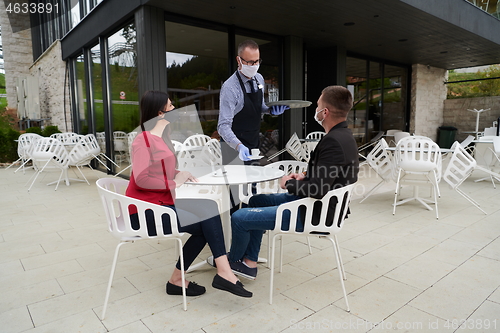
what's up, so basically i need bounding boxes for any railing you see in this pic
[465,0,500,19]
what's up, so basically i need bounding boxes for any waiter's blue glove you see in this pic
[270,105,290,115]
[236,144,251,161]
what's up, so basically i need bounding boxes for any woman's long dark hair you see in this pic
[140,90,170,131]
[139,90,177,163]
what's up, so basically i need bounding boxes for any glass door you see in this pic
[346,56,408,145]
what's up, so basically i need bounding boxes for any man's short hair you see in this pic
[321,85,353,119]
[237,40,259,56]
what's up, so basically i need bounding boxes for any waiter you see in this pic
[218,39,289,165]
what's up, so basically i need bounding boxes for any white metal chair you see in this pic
[360,138,396,203]
[113,132,138,177]
[181,134,211,162]
[483,126,497,137]
[301,142,314,162]
[305,131,325,141]
[460,135,475,154]
[393,131,411,144]
[238,160,308,207]
[442,142,487,214]
[358,130,384,166]
[183,133,211,147]
[199,138,223,167]
[237,160,311,265]
[171,140,184,155]
[67,134,106,185]
[26,138,71,191]
[86,133,119,170]
[285,133,307,161]
[113,131,128,164]
[386,129,402,146]
[474,136,500,188]
[50,132,81,144]
[6,133,42,173]
[176,138,223,210]
[268,183,355,312]
[267,133,307,161]
[393,136,442,219]
[96,178,187,319]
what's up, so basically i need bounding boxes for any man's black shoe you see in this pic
[230,261,257,280]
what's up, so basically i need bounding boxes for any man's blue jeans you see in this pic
[228,193,302,263]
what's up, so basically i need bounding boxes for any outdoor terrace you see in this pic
[1,163,499,332]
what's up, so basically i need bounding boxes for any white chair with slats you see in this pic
[358,131,384,166]
[238,160,311,265]
[360,138,396,203]
[113,131,129,164]
[26,138,71,191]
[114,132,138,177]
[7,133,42,173]
[442,142,487,214]
[268,183,355,312]
[393,136,442,219]
[305,131,325,141]
[96,178,187,319]
[474,136,500,188]
[267,133,307,162]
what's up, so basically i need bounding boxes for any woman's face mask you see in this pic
[160,109,179,124]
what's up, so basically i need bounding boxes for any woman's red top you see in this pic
[125,131,179,212]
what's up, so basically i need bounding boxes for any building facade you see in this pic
[1,0,500,172]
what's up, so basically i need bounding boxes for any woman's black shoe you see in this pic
[166,281,206,296]
[212,274,253,298]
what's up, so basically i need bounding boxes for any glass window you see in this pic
[346,57,368,144]
[346,56,408,144]
[382,65,406,133]
[108,23,139,176]
[70,0,81,29]
[75,54,89,134]
[235,34,281,161]
[165,21,228,141]
[466,0,499,18]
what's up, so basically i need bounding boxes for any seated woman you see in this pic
[126,90,251,298]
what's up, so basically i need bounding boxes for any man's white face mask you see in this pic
[238,57,259,78]
[314,108,326,126]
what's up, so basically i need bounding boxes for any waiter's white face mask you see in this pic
[238,57,260,78]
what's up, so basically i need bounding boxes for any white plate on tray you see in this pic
[249,155,264,160]
[267,100,312,108]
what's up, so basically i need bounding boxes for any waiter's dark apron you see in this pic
[221,72,263,209]
[221,71,263,166]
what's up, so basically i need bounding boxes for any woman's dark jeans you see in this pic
[130,198,226,270]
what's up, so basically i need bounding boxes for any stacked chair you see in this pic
[6,133,42,173]
[27,138,71,191]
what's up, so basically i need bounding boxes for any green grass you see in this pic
[76,62,140,132]
[0,72,9,130]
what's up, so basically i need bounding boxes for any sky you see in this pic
[107,29,193,67]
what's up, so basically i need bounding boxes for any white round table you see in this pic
[183,165,285,264]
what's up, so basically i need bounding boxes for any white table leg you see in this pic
[221,184,231,252]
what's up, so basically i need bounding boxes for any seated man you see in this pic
[227,85,359,280]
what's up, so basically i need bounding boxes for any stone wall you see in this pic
[29,41,72,132]
[0,1,33,110]
[443,96,500,141]
[410,64,448,141]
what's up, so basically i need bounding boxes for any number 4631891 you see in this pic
[6,2,59,14]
